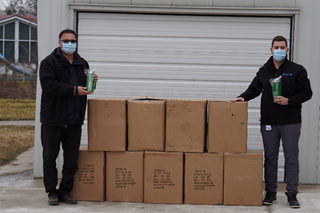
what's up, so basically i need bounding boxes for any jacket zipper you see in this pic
[274,73,279,124]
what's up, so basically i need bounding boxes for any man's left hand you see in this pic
[274,96,289,105]
[94,74,98,84]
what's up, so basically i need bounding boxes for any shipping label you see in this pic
[76,164,95,185]
[193,170,215,190]
[114,167,136,188]
[153,169,175,189]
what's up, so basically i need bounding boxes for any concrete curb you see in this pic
[0,120,35,126]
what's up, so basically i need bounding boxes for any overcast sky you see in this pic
[0,0,10,10]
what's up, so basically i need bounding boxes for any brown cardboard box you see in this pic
[128,98,165,151]
[71,148,105,201]
[207,100,248,153]
[166,99,206,153]
[87,98,127,151]
[106,151,144,203]
[144,152,183,204]
[184,153,223,205]
[224,150,263,206]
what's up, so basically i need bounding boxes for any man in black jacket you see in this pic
[231,35,312,208]
[39,28,98,206]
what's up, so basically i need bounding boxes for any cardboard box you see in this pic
[207,100,248,153]
[224,150,263,206]
[87,98,127,151]
[184,153,223,205]
[128,97,165,151]
[71,148,105,201]
[106,151,144,203]
[166,99,206,153]
[144,152,183,204]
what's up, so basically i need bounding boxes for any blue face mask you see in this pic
[273,48,287,62]
[62,42,76,54]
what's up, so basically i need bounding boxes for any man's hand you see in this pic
[274,96,289,105]
[230,97,245,102]
[78,86,91,96]
[94,74,98,84]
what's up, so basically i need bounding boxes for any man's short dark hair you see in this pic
[272,35,288,47]
[59,28,77,39]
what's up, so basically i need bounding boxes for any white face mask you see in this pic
[62,42,76,54]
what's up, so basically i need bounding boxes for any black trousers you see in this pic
[41,124,82,194]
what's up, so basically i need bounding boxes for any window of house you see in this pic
[0,25,2,55]
[31,42,37,62]
[31,27,37,40]
[5,22,14,39]
[3,23,15,61]
[5,41,14,61]
[0,21,37,63]
[19,23,29,40]
[19,42,29,63]
[18,23,38,63]
[0,25,2,39]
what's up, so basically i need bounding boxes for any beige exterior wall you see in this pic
[36,0,320,184]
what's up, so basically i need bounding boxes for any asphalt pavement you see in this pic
[1,120,320,212]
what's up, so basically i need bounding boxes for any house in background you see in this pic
[0,15,37,80]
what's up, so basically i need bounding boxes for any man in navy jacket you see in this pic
[40,28,98,206]
[231,35,312,208]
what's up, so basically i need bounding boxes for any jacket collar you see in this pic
[265,56,289,73]
[52,47,83,65]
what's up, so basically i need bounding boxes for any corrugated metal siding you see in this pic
[77,12,291,181]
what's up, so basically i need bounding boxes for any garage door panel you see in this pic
[87,62,259,82]
[83,54,268,66]
[79,13,290,40]
[92,79,249,98]
[78,12,291,182]
[79,36,275,66]
[79,35,274,53]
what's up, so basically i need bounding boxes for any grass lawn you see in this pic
[0,99,36,166]
[0,125,35,166]
[0,99,36,120]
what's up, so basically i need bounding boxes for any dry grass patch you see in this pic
[0,81,36,99]
[0,99,36,120]
[0,126,35,166]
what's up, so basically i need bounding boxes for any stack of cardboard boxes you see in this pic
[71,97,263,206]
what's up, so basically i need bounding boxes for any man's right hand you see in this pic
[78,86,91,96]
[230,97,245,102]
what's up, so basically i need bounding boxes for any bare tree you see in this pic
[2,0,37,16]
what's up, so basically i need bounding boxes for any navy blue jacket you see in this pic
[239,56,312,125]
[39,47,89,127]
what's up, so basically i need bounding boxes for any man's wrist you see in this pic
[74,86,78,96]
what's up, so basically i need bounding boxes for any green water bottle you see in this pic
[272,76,282,100]
[86,68,96,94]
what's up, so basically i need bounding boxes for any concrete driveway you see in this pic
[1,147,320,213]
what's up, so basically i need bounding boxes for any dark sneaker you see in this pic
[286,192,300,208]
[262,191,277,205]
[48,194,59,206]
[59,192,77,204]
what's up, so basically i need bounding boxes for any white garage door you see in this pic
[77,12,291,182]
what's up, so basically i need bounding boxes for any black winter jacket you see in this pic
[39,48,89,127]
[239,56,312,125]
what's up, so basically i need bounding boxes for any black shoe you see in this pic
[48,193,59,206]
[262,191,277,205]
[59,192,77,204]
[286,192,300,208]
